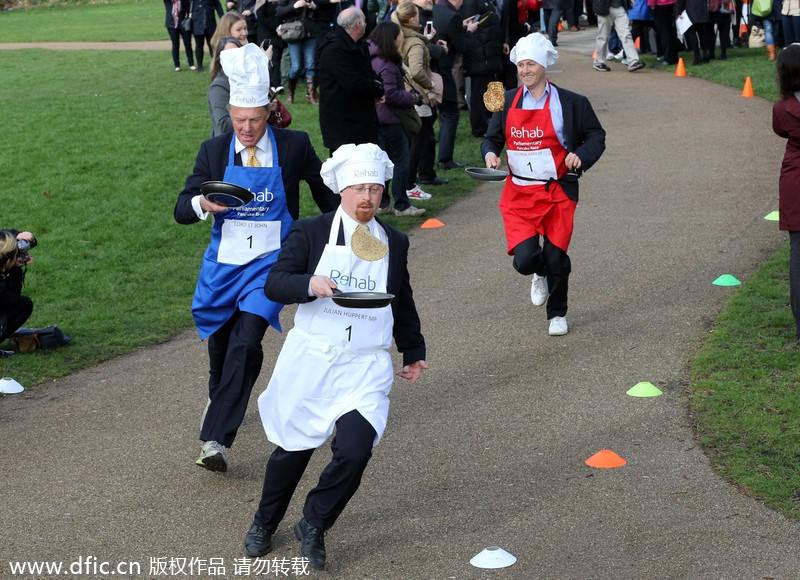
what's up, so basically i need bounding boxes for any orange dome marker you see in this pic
[420,218,444,229]
[675,58,686,77]
[741,76,754,98]
[585,449,627,468]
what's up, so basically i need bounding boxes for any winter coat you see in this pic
[317,25,385,150]
[368,40,416,125]
[189,0,224,35]
[773,95,800,231]
[594,0,631,17]
[676,0,708,23]
[461,0,504,77]
[398,24,437,106]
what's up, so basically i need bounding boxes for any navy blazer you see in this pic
[480,84,606,201]
[174,128,340,224]
[265,211,427,366]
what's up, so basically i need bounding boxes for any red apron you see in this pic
[498,84,576,254]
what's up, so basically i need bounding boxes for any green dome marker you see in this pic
[626,381,662,397]
[713,274,741,286]
[764,211,779,221]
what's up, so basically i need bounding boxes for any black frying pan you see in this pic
[331,289,394,308]
[200,181,255,208]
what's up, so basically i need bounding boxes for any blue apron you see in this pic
[192,130,292,339]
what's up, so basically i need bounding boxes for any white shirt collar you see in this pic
[234,130,272,167]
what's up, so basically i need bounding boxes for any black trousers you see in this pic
[653,4,679,64]
[512,235,571,319]
[790,232,800,341]
[254,410,376,531]
[410,114,437,184]
[200,309,268,448]
[0,295,33,342]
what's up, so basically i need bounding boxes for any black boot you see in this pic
[295,518,325,570]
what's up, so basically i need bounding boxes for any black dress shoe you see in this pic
[438,160,466,170]
[245,523,274,557]
[294,518,326,570]
[418,176,449,186]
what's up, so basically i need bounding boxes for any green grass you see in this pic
[0,2,166,42]
[640,43,779,101]
[689,245,800,517]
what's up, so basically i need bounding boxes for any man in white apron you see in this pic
[243,143,427,569]
[481,33,606,336]
[174,44,339,472]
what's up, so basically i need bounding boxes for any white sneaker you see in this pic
[548,316,568,336]
[196,440,228,472]
[530,274,548,306]
[394,205,426,217]
[407,185,432,200]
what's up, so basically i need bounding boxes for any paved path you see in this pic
[2,32,798,579]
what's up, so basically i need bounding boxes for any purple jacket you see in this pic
[368,40,416,126]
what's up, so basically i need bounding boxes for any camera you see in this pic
[17,236,37,265]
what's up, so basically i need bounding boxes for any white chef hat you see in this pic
[510,32,559,68]
[320,143,394,193]
[220,43,271,107]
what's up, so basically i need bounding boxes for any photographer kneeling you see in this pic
[0,229,36,358]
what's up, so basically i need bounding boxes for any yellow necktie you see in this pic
[246,146,260,167]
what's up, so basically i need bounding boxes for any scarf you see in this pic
[172,0,181,28]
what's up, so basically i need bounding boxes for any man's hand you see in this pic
[463,16,478,32]
[199,196,230,214]
[503,42,510,55]
[564,152,582,171]
[485,152,501,169]
[396,360,428,386]
[309,275,336,298]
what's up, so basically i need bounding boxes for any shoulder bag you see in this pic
[180,12,193,32]
[277,8,309,43]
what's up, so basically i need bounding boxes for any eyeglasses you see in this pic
[347,185,384,194]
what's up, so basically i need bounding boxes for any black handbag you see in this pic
[12,325,71,351]
[180,12,193,32]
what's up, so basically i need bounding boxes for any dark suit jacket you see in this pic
[174,128,340,224]
[480,84,606,201]
[265,211,426,366]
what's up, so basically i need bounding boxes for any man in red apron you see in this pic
[242,143,427,569]
[174,44,339,472]
[481,33,606,336]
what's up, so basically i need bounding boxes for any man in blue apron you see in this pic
[174,44,339,473]
[481,33,605,336]
[242,143,427,569]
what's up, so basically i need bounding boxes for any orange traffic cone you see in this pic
[634,36,641,50]
[558,21,563,31]
[742,76,754,97]
[591,50,597,60]
[675,57,686,77]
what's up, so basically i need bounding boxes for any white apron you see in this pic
[258,208,395,451]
